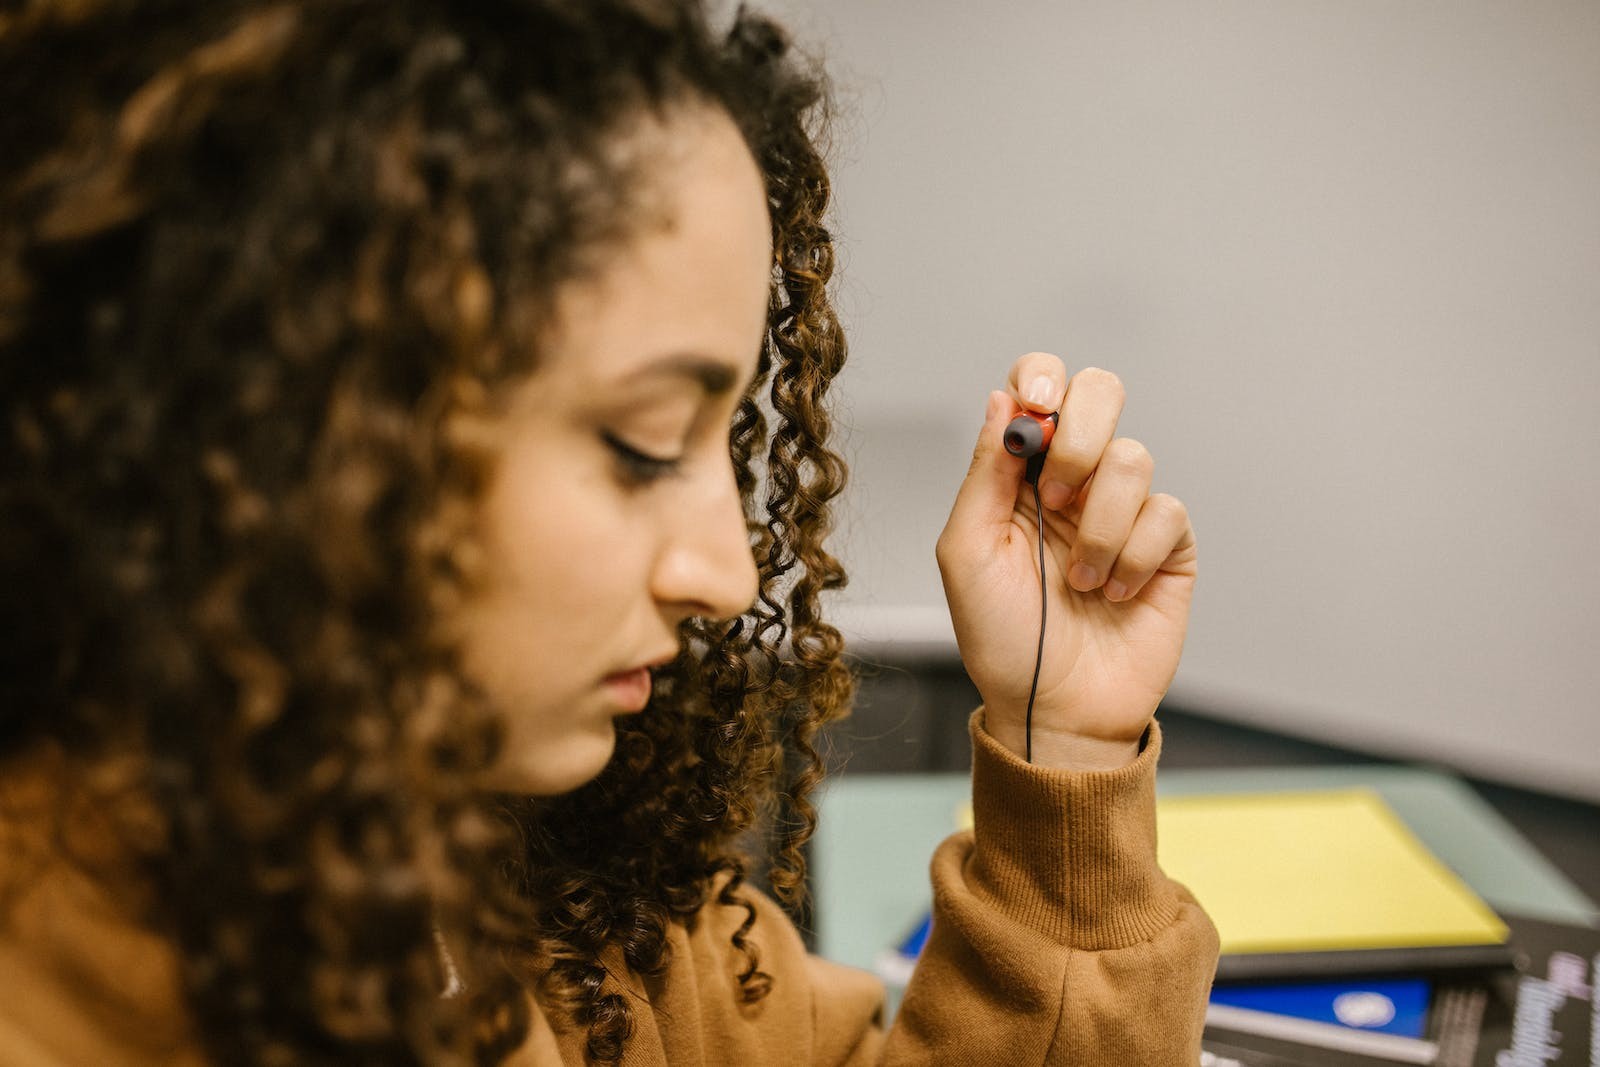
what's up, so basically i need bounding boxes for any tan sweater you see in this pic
[0,711,1218,1065]
[514,711,1220,1065]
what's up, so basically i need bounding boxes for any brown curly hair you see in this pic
[1,0,852,1064]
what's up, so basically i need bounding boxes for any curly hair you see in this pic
[1,0,852,1064]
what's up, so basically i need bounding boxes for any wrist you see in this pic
[981,711,1145,771]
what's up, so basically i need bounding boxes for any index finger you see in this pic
[1039,367,1127,497]
[1006,351,1068,413]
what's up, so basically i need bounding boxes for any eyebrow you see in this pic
[629,353,747,397]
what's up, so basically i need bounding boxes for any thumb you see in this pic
[946,389,1027,535]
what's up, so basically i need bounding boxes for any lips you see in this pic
[599,647,675,712]
[601,667,653,712]
[624,649,678,675]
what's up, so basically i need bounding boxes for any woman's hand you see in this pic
[936,354,1197,770]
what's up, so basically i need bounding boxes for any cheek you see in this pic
[462,458,652,794]
[466,447,652,698]
[498,485,609,605]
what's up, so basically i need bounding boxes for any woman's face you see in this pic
[459,106,770,795]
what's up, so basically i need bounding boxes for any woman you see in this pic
[0,0,1217,1064]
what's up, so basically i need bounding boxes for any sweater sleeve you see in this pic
[878,709,1220,1065]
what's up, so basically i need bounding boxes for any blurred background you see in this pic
[745,0,1600,804]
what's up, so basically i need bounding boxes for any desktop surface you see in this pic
[810,659,1600,929]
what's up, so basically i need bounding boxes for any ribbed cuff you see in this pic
[966,708,1179,950]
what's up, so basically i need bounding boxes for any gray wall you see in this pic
[752,1,1600,801]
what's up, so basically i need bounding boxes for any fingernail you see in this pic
[1104,578,1128,601]
[1041,480,1071,510]
[1025,376,1055,408]
[1068,561,1099,590]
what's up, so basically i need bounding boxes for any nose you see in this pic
[649,463,760,624]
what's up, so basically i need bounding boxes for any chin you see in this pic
[482,721,618,796]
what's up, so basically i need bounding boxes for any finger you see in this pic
[1104,494,1191,602]
[941,390,1029,541]
[1006,351,1068,413]
[1065,437,1154,592]
[1038,367,1125,512]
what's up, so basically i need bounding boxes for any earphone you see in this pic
[1003,409,1058,763]
[1003,410,1058,476]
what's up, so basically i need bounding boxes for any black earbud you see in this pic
[1004,410,1058,485]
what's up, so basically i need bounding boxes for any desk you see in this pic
[810,763,1599,1000]
[815,661,1600,928]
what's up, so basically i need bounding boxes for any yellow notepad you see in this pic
[1155,788,1509,955]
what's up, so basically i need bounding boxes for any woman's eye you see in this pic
[602,433,685,486]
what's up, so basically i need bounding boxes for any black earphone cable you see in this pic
[1025,477,1046,764]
